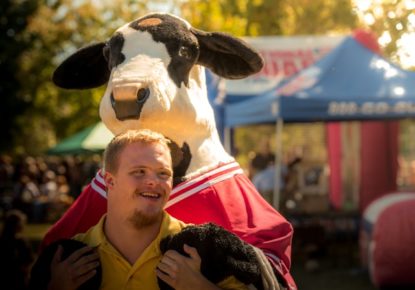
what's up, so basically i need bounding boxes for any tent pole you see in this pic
[273,117,284,210]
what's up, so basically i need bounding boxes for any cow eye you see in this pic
[178,46,192,59]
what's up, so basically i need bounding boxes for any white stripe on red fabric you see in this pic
[170,162,239,194]
[165,167,243,208]
[91,178,107,198]
[95,170,105,186]
[91,170,106,198]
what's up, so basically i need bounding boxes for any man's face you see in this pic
[105,141,173,229]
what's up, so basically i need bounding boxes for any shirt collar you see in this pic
[88,212,182,250]
[86,215,107,247]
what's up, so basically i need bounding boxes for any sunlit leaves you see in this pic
[181,0,357,36]
[352,0,415,68]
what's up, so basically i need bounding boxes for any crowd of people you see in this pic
[0,154,101,223]
[0,154,100,290]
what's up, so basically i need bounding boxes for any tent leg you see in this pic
[224,127,232,154]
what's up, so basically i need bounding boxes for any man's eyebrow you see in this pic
[128,165,147,170]
[129,165,172,171]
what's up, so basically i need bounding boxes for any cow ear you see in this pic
[191,28,264,79]
[53,42,110,89]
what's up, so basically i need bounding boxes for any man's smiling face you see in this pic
[105,141,173,229]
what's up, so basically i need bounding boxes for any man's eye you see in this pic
[132,169,145,176]
[158,171,172,179]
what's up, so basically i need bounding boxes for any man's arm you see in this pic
[157,244,248,290]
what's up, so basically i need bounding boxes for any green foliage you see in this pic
[181,0,357,36]
[0,0,40,152]
[281,0,358,34]
[2,0,178,155]
[11,0,110,154]
[352,0,415,68]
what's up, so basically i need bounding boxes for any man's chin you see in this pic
[128,210,163,229]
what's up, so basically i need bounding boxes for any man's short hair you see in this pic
[103,129,171,174]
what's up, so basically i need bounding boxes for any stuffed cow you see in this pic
[43,12,296,290]
[159,223,267,290]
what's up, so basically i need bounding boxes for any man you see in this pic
[47,129,248,290]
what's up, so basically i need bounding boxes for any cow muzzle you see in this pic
[110,84,150,120]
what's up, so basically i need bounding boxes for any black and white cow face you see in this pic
[53,13,263,141]
[99,14,211,138]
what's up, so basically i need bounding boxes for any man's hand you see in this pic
[48,245,100,290]
[157,244,221,290]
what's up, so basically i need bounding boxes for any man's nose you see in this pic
[143,173,158,186]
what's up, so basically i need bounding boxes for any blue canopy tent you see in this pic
[223,36,415,209]
[225,36,415,126]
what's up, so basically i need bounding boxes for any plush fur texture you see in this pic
[52,12,263,180]
[158,223,264,290]
[29,239,102,290]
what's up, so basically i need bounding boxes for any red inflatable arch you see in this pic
[361,193,415,288]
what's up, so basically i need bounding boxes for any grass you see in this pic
[23,223,53,241]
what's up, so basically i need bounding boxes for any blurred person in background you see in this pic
[13,174,42,221]
[249,138,275,179]
[252,158,287,205]
[0,209,34,290]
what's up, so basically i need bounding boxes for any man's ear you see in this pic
[104,172,115,189]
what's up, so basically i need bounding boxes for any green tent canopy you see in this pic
[48,122,114,155]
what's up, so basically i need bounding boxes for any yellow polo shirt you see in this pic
[73,213,249,290]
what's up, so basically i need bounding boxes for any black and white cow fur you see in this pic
[53,13,262,182]
[49,12,295,290]
[158,223,264,290]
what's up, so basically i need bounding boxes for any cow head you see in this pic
[53,13,263,177]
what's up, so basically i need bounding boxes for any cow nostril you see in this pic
[137,88,150,104]
[110,92,116,108]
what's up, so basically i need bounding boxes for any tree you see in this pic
[6,0,180,155]
[181,0,357,36]
[352,0,415,68]
[8,0,107,154]
[0,0,40,153]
